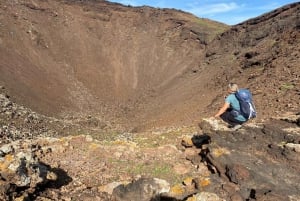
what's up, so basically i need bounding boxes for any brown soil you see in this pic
[1,1,299,132]
[0,0,227,129]
[0,1,299,131]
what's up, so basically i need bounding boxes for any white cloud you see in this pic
[256,2,282,10]
[187,2,240,16]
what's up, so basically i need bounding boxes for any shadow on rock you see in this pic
[24,164,73,201]
[45,165,73,189]
[191,134,211,148]
[0,143,73,201]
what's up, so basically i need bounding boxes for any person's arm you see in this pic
[214,102,230,118]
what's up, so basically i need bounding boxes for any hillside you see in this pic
[0,0,228,130]
[0,1,299,131]
[204,2,300,119]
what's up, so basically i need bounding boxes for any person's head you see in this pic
[228,83,238,93]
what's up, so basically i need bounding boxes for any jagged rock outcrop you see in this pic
[0,140,58,200]
[183,116,300,200]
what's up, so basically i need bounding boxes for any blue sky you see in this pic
[107,0,298,25]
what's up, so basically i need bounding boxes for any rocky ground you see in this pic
[0,91,299,201]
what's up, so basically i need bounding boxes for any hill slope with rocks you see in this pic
[0,0,299,201]
[204,2,300,119]
[0,0,299,130]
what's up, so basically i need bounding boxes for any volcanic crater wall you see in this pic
[0,0,227,122]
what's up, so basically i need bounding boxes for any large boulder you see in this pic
[112,177,170,201]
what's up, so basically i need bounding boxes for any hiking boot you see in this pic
[232,124,242,131]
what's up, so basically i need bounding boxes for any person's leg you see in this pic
[220,110,244,126]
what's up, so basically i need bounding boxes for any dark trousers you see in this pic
[220,109,245,126]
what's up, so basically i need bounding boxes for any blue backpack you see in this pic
[235,89,257,119]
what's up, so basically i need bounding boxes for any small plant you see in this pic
[152,165,172,177]
[128,163,147,175]
[280,83,294,90]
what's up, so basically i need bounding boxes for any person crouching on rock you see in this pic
[214,83,246,130]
